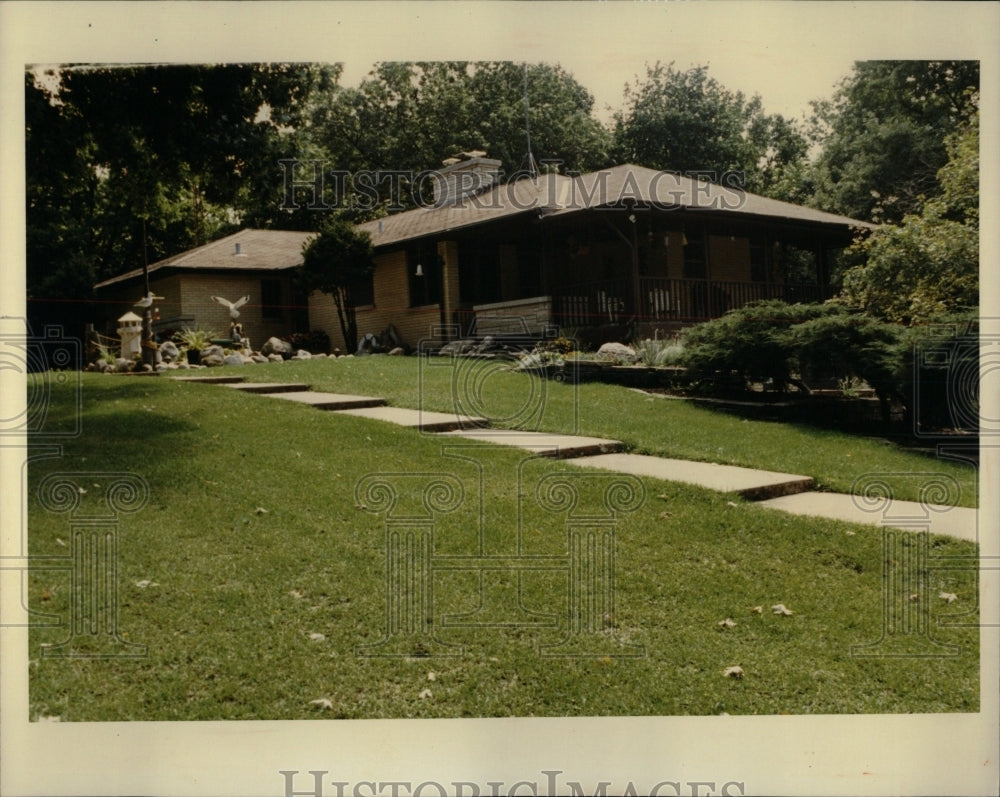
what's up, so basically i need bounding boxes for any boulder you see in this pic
[596,342,638,363]
[159,340,180,363]
[388,347,405,356]
[155,363,169,372]
[223,353,245,367]
[312,352,327,359]
[251,354,268,364]
[267,353,284,363]
[201,344,224,360]
[114,357,132,372]
[262,337,293,358]
[294,349,312,360]
[202,353,225,367]
[356,333,378,355]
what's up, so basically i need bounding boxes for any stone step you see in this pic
[758,491,978,541]
[335,406,489,432]
[439,429,624,459]
[261,391,387,410]
[223,382,312,394]
[569,452,814,500]
[171,375,247,384]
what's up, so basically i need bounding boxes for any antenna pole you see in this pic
[523,64,538,179]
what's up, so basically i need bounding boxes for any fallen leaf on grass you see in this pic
[723,666,744,679]
[55,538,67,547]
[908,594,920,603]
[134,580,159,589]
[419,689,433,699]
[717,617,736,629]
[309,698,333,710]
[771,604,794,616]
[658,511,673,519]
[939,592,958,603]
[427,672,436,682]
[750,606,763,615]
[726,501,739,507]
[255,507,268,515]
[289,589,305,600]
[309,632,326,642]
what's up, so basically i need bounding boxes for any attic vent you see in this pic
[431,151,502,207]
[234,243,244,256]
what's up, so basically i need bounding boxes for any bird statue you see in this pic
[134,291,164,309]
[211,294,250,319]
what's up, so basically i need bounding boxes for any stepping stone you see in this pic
[261,391,387,410]
[440,429,624,459]
[569,453,814,499]
[758,491,978,542]
[171,375,246,384]
[223,382,311,394]
[335,406,488,432]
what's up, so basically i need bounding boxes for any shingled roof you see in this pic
[94,228,315,288]
[357,163,874,248]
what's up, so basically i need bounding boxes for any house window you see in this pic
[682,231,706,279]
[348,273,375,307]
[750,235,767,282]
[261,279,283,320]
[408,247,442,307]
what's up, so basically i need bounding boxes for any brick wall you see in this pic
[308,249,444,352]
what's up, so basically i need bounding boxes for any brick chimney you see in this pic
[431,151,502,206]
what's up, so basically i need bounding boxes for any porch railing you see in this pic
[552,278,836,326]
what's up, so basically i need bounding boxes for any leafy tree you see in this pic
[838,110,979,323]
[806,61,978,223]
[611,63,808,196]
[313,61,612,209]
[26,63,340,333]
[298,217,374,353]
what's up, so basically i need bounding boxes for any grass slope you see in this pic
[26,369,979,720]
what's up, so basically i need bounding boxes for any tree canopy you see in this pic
[611,62,809,196]
[805,60,979,224]
[838,110,979,323]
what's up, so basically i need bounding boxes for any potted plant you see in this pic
[174,328,216,365]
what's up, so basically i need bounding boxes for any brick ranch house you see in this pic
[95,156,874,351]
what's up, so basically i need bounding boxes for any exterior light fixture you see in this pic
[415,263,424,277]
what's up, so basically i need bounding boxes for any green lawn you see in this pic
[26,365,980,720]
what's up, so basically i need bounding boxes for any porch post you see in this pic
[629,216,641,320]
[437,240,460,339]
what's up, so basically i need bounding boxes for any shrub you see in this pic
[680,300,840,391]
[635,337,685,367]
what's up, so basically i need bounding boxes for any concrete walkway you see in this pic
[758,492,979,543]
[569,452,813,500]
[173,373,978,541]
[440,429,625,459]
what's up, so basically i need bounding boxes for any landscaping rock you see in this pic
[202,353,225,367]
[251,354,268,364]
[159,341,180,362]
[388,347,405,356]
[312,352,327,359]
[114,357,132,372]
[155,363,169,372]
[223,353,245,367]
[267,353,284,363]
[596,342,638,363]
[294,349,312,360]
[438,339,476,356]
[201,344,224,360]
[262,337,293,358]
